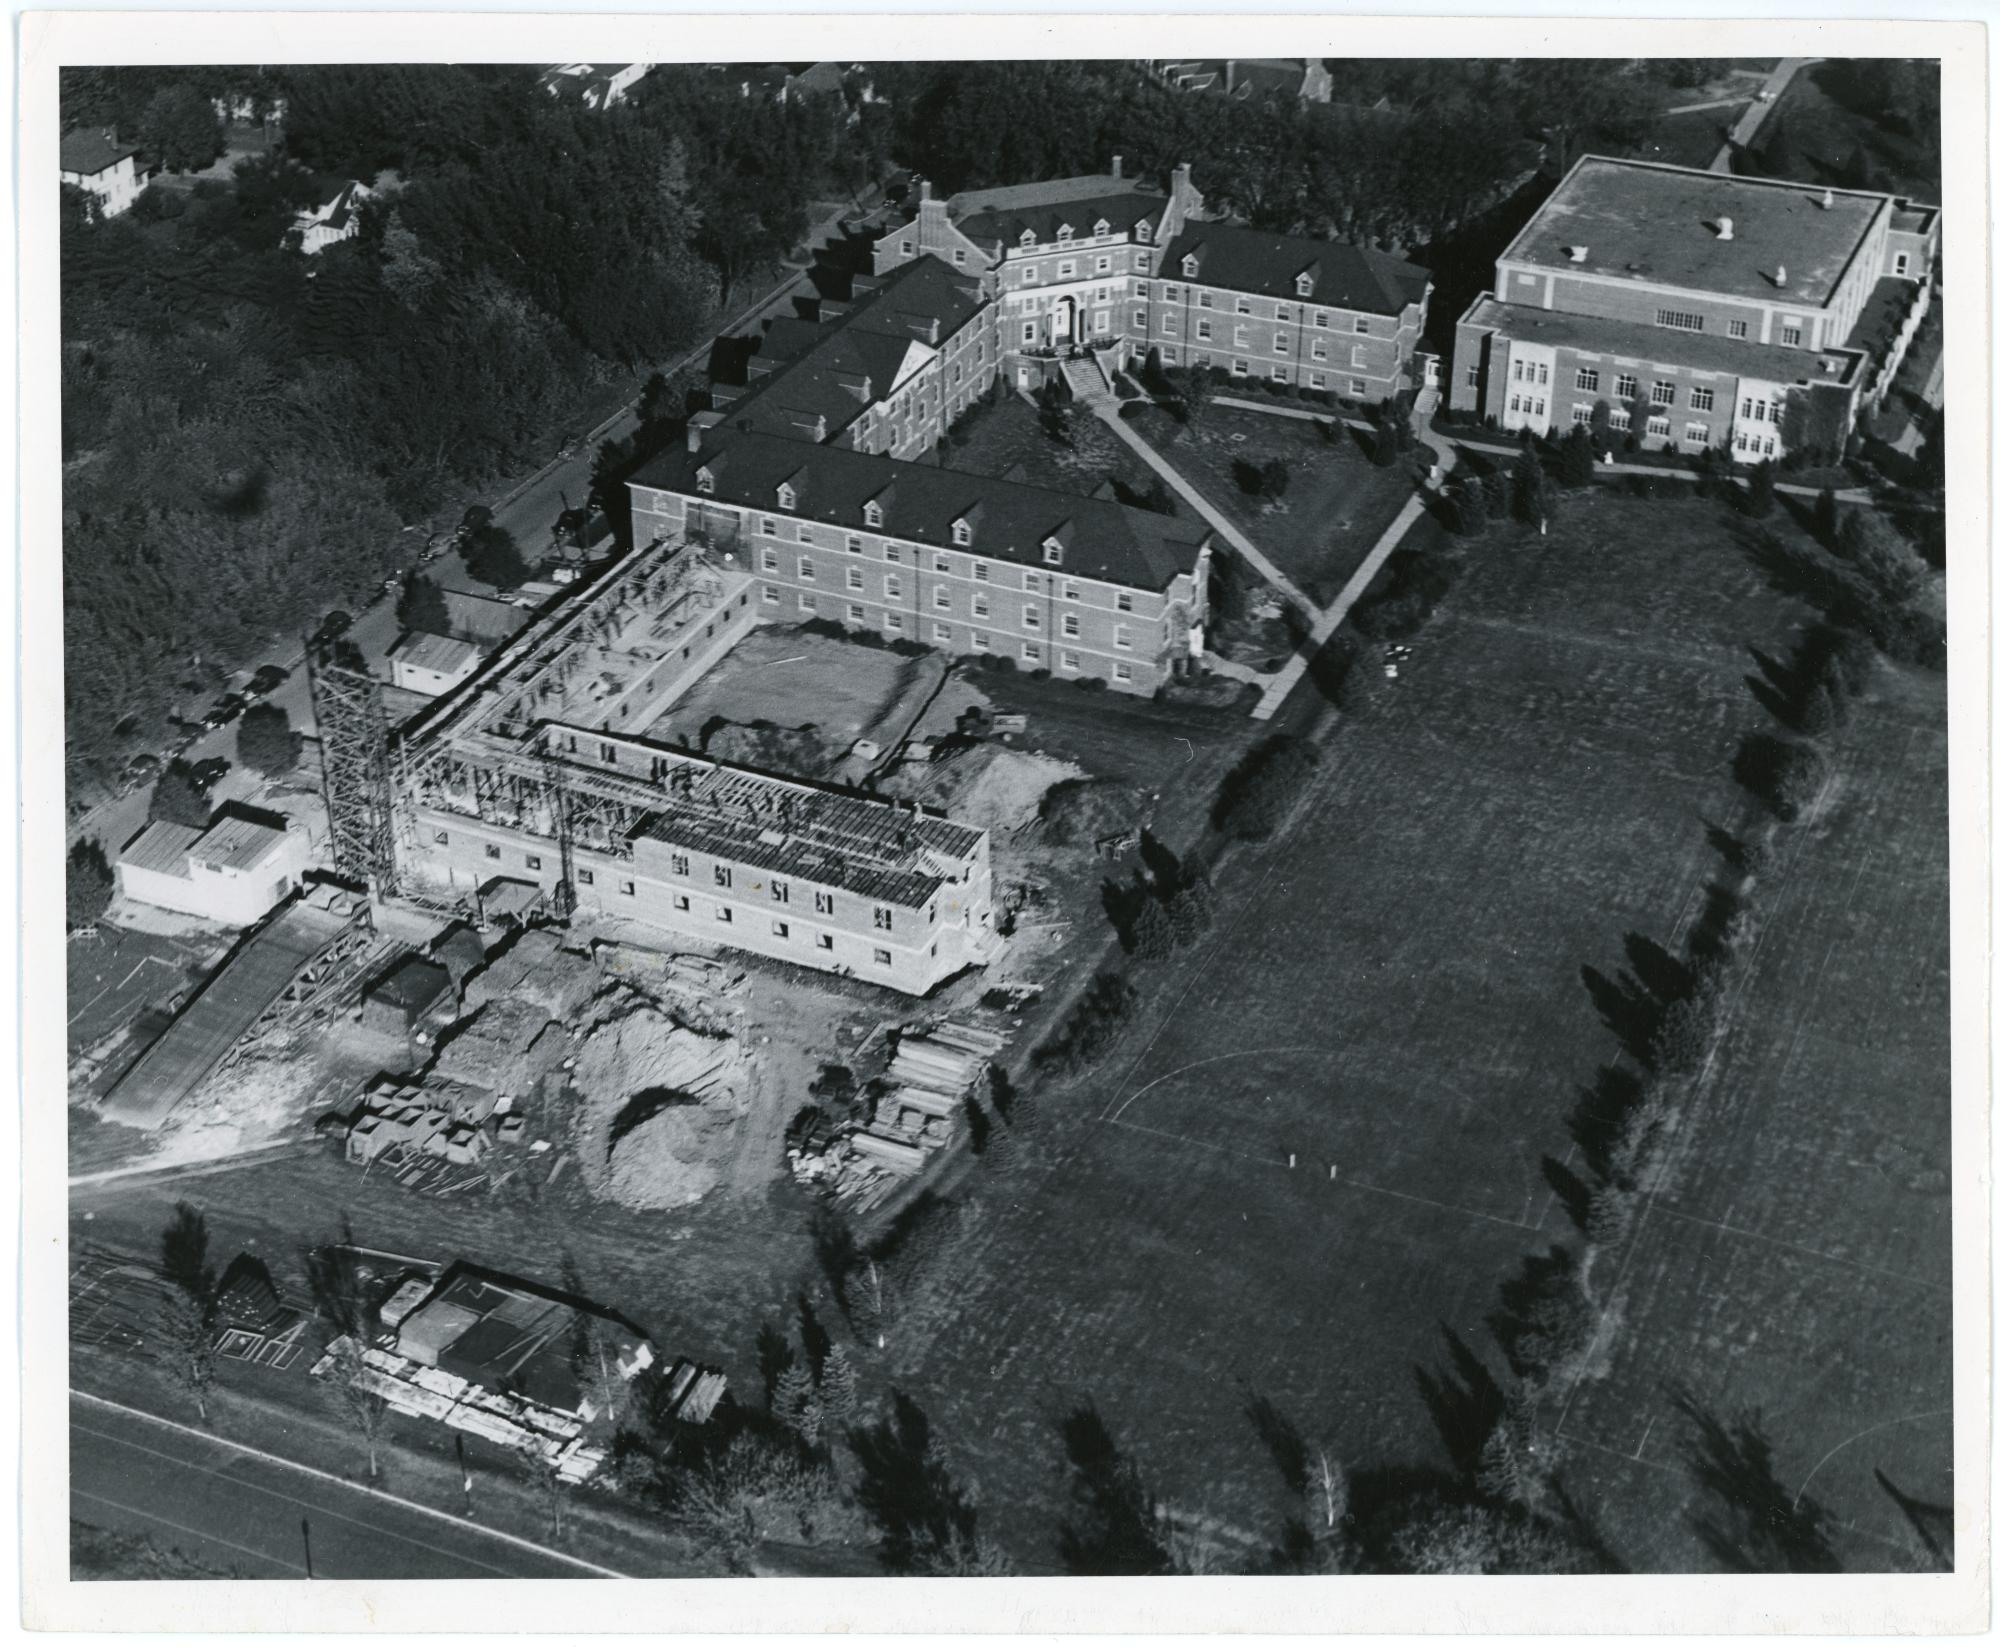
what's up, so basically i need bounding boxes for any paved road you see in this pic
[70,1393,613,1579]
[1710,58,1820,172]
[67,196,883,858]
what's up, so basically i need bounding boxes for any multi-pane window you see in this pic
[1022,606,1041,629]
[671,853,690,876]
[884,575,902,599]
[1727,318,1750,338]
[1115,591,1133,612]
[1684,423,1710,447]
[761,547,779,573]
[1570,404,1593,426]
[797,557,815,580]
[1689,386,1714,412]
[1196,319,1213,341]
[1646,415,1671,438]
[1274,333,1289,354]
[1061,613,1081,639]
[714,865,732,888]
[933,587,951,610]
[1655,308,1706,332]
[1650,382,1676,407]
[1781,325,1803,346]
[846,567,864,592]
[1351,379,1367,397]
[1614,372,1638,399]
[1609,408,1632,432]
[1575,367,1599,392]
[1113,624,1132,650]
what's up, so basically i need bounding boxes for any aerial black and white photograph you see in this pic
[19,14,1987,1630]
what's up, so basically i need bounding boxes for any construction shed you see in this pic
[360,954,454,1037]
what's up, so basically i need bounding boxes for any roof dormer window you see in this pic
[951,518,972,546]
[1181,253,1200,279]
[1056,223,1073,243]
[776,481,796,511]
[1019,229,1037,248]
[695,467,715,495]
[1136,220,1152,243]
[863,499,883,528]
[1093,218,1110,237]
[1041,537,1064,567]
[1295,273,1315,298]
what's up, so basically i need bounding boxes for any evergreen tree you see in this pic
[1166,875,1215,945]
[67,837,114,930]
[818,1343,860,1428]
[1812,486,1840,544]
[237,702,298,777]
[1743,460,1777,518]
[1129,895,1176,961]
[1510,448,1546,523]
[774,1362,823,1447]
[1453,478,1487,538]
[149,761,212,829]
[1556,425,1595,487]
[396,571,450,635]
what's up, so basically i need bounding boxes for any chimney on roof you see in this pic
[1173,161,1192,194]
[918,178,932,204]
[1715,216,1734,242]
[1775,264,1788,289]
[1111,154,1122,180]
[686,421,702,454]
[1821,188,1834,209]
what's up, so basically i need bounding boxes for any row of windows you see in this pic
[765,578,1133,647]
[458,833,929,933]
[1735,429,1779,456]
[1655,308,1706,333]
[754,587,1141,678]
[1573,405,1710,446]
[1160,285,1371,331]
[759,543,1134,608]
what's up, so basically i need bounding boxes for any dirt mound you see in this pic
[882,745,1085,833]
[703,721,835,776]
[569,985,752,1210]
[463,929,598,1020]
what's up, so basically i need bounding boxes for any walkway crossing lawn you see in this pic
[873,490,1949,1570]
[1125,404,1426,607]
[939,394,1156,503]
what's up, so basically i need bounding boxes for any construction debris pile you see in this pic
[569,982,753,1211]
[791,1020,1008,1211]
[309,1261,726,1486]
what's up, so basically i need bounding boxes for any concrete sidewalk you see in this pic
[1088,400,1322,619]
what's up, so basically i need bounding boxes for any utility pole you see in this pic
[300,1516,314,1580]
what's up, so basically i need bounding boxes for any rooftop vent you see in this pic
[1715,216,1734,242]
[1821,188,1834,209]
[1775,264,1788,289]
[1567,245,1588,264]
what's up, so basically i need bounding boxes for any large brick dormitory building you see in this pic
[1451,156,1939,463]
[620,161,1433,696]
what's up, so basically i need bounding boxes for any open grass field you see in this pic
[1761,62,1942,202]
[1131,403,1422,606]
[867,490,1949,1569]
[1561,658,1952,1570]
[1638,104,1746,171]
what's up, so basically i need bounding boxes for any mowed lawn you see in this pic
[1133,403,1423,605]
[877,491,1903,1567]
[1561,659,1952,1571]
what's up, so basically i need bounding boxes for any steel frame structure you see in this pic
[308,654,400,895]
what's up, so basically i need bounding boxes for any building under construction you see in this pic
[320,534,1000,996]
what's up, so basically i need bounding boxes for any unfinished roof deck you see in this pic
[1504,156,1894,306]
[547,728,984,910]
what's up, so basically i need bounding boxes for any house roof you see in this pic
[1158,222,1430,314]
[1501,156,1895,307]
[118,821,204,879]
[634,430,1212,594]
[60,128,140,177]
[790,61,847,97]
[956,189,1168,252]
[189,814,292,873]
[948,173,1135,216]
[1460,294,1867,389]
[726,327,932,442]
[391,631,483,675]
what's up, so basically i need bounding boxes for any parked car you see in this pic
[188,756,231,794]
[311,610,352,648]
[201,694,247,731]
[249,664,291,697]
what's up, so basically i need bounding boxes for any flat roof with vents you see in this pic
[1503,156,1900,307]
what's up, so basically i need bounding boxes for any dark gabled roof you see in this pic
[727,257,987,442]
[956,189,1168,252]
[1159,223,1430,315]
[60,128,140,176]
[634,431,1211,594]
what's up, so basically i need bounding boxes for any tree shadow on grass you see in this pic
[1703,819,1747,872]
[1243,1390,1308,1496]
[1623,931,1693,1010]
[1566,1063,1650,1180]
[1672,1386,1843,1573]
[1540,1154,1596,1235]
[1875,1468,1953,1571]
[847,1389,980,1573]
[1054,1400,1171,1575]
[1745,643,1804,728]
[1412,1327,1507,1481]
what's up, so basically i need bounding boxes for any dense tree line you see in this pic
[60,65,872,781]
